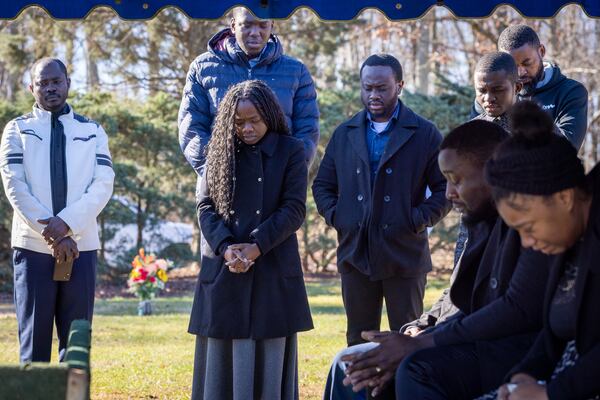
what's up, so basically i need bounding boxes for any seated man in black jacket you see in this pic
[339,119,555,400]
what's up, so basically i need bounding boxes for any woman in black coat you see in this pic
[188,80,313,400]
[486,101,600,400]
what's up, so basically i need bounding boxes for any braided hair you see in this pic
[205,80,289,221]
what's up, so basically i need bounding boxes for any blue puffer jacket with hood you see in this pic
[178,28,320,174]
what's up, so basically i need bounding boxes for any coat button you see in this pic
[357,194,364,201]
[257,177,262,182]
[382,224,388,229]
[385,167,392,174]
[490,278,498,289]
[256,210,261,215]
[356,168,361,174]
[384,195,391,202]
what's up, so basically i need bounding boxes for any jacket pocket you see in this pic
[330,206,339,229]
[20,129,42,141]
[380,222,426,253]
[199,241,223,283]
[276,236,303,278]
[332,202,359,232]
[410,207,427,234]
[72,134,97,142]
[370,222,427,275]
[199,259,222,283]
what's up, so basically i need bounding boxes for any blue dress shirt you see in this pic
[366,102,401,184]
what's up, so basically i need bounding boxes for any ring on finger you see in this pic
[375,366,382,373]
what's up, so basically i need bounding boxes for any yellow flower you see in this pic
[157,269,168,283]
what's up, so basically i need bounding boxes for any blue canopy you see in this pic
[2,0,599,20]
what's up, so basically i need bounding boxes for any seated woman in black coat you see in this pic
[486,101,600,400]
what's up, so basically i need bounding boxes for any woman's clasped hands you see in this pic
[224,243,261,273]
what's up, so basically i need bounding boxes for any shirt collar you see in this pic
[478,112,510,130]
[53,104,70,117]
[32,103,72,120]
[234,41,270,66]
[367,101,401,131]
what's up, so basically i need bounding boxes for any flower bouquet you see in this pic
[127,248,170,315]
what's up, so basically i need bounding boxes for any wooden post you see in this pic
[66,368,89,400]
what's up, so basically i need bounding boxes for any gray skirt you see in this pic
[191,334,299,400]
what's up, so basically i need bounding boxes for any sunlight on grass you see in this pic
[0,277,446,399]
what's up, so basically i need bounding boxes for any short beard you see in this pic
[520,61,545,96]
[462,199,498,228]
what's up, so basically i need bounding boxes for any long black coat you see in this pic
[312,102,451,280]
[432,215,554,388]
[510,165,600,400]
[188,133,313,339]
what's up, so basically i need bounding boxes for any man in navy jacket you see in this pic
[313,54,450,347]
[178,8,320,174]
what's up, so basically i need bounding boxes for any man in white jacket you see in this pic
[0,58,114,362]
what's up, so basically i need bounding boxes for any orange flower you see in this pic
[132,256,142,268]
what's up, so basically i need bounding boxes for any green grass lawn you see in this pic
[0,277,446,399]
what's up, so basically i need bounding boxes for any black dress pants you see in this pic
[13,248,96,363]
[395,335,534,400]
[341,268,426,346]
[395,343,483,400]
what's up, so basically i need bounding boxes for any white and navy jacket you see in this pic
[0,104,114,254]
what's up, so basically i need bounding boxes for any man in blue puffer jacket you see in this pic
[178,8,320,175]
